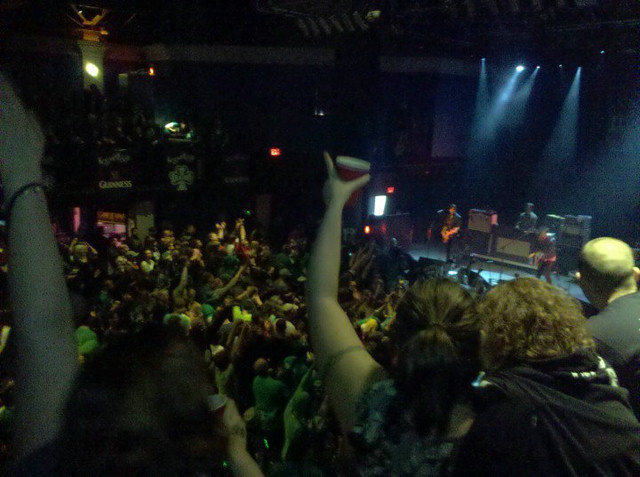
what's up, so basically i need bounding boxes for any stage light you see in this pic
[600,50,605,54]
[270,148,281,157]
[373,195,387,216]
[149,67,155,76]
[364,225,371,234]
[85,62,100,78]
[507,66,540,126]
[498,69,523,102]
[365,10,381,21]
[536,65,541,69]
[516,65,525,72]
[559,64,563,68]
[481,57,486,61]
[386,186,395,194]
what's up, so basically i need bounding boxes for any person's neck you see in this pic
[607,286,637,305]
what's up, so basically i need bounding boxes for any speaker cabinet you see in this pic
[465,229,491,255]
[468,209,498,233]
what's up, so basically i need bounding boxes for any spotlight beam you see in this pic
[480,67,524,136]
[543,67,581,163]
[506,67,540,125]
[471,58,489,138]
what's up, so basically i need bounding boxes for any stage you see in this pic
[406,241,589,304]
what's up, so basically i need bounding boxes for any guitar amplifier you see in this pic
[557,245,581,274]
[494,236,532,261]
[559,233,586,249]
[563,215,592,246]
[544,214,565,235]
[468,209,498,233]
[466,229,491,255]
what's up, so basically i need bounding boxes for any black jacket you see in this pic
[454,349,640,476]
[587,292,640,418]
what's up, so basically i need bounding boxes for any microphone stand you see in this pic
[466,254,495,291]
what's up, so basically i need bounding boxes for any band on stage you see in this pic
[428,202,558,284]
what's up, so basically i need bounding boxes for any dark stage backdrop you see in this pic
[146,57,638,241]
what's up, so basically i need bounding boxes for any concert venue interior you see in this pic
[0,0,639,474]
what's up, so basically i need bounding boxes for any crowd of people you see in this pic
[1,74,639,476]
[0,211,418,473]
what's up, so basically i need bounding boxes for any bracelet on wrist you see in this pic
[3,182,45,234]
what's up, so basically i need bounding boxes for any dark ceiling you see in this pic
[1,0,638,63]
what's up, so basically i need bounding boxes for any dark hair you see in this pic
[254,357,269,376]
[275,318,287,334]
[391,279,479,435]
[212,348,230,371]
[59,325,225,476]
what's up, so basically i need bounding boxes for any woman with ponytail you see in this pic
[308,153,480,476]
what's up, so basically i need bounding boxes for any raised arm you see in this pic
[307,152,385,434]
[235,219,246,242]
[0,75,78,458]
[172,264,189,303]
[215,263,247,299]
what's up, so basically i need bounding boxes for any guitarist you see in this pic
[530,227,557,284]
[515,202,538,233]
[429,203,462,263]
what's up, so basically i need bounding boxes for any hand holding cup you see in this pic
[322,152,370,209]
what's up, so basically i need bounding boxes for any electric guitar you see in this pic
[441,226,460,244]
[529,252,544,266]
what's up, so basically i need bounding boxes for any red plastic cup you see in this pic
[335,156,370,207]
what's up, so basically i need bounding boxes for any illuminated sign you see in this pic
[169,165,194,191]
[97,211,126,223]
[98,180,133,189]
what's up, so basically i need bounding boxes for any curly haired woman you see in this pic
[454,278,640,476]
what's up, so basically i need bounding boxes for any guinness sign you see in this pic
[98,180,133,189]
